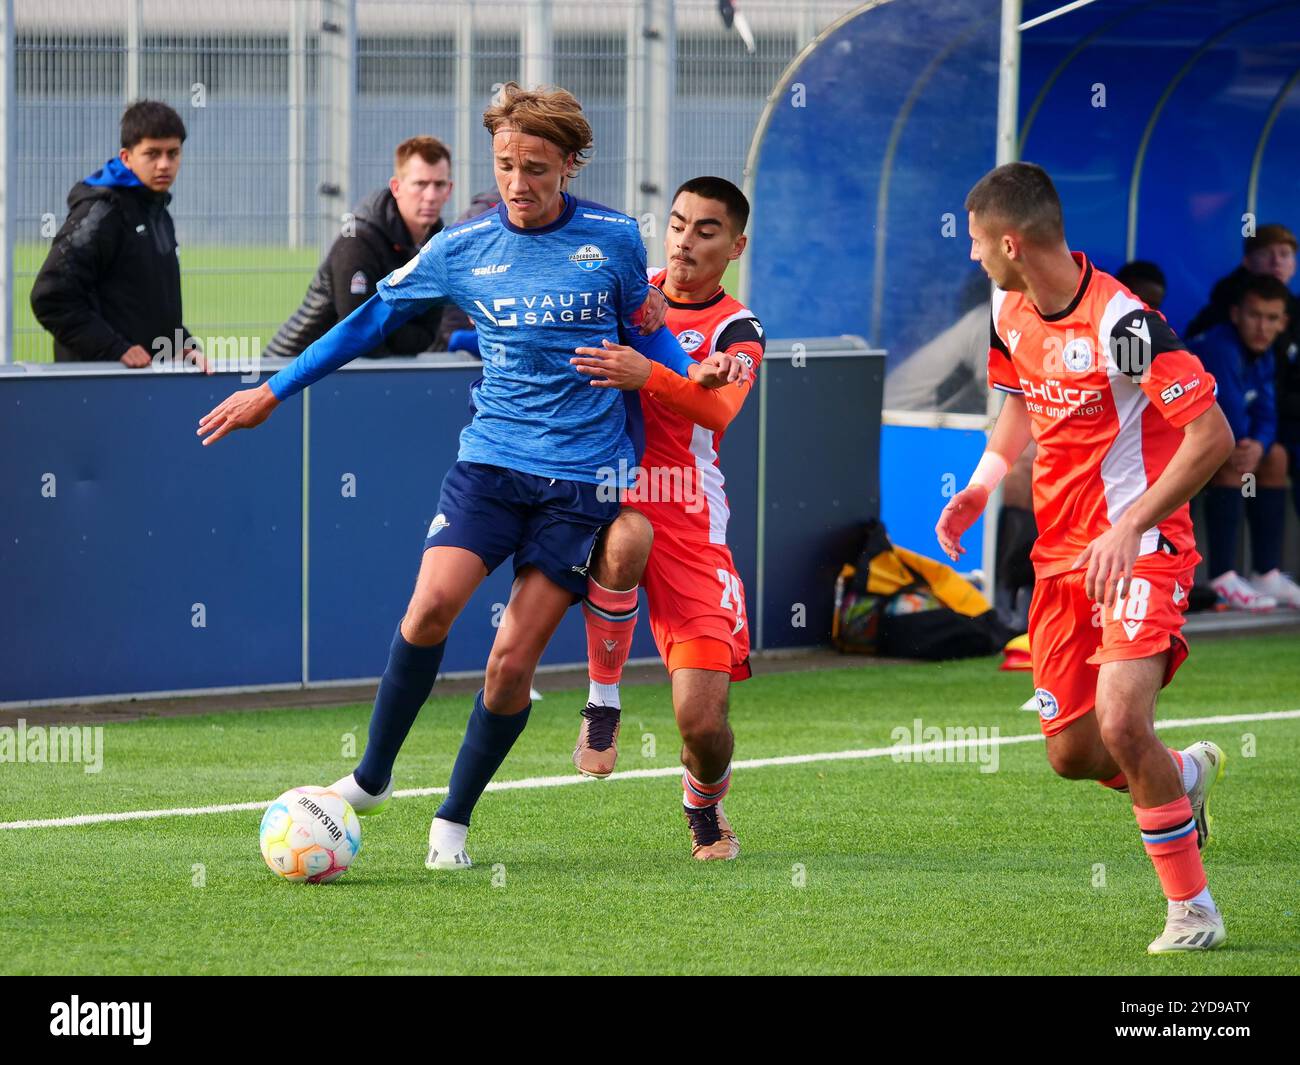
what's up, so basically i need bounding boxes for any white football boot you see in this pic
[1251,569,1300,608]
[1181,741,1225,850]
[1210,570,1276,611]
[329,772,393,816]
[1148,902,1226,954]
[425,816,473,871]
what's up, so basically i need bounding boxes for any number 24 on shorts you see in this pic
[717,568,744,625]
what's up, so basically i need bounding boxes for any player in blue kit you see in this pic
[198,83,739,869]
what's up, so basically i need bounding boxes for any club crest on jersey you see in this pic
[349,270,368,295]
[1034,688,1060,721]
[1062,337,1094,373]
[569,244,607,271]
[677,329,706,353]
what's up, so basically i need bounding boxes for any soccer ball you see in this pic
[259,786,361,883]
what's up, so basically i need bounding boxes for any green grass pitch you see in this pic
[1,633,1297,975]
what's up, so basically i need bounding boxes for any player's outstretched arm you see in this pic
[571,340,752,433]
[935,393,1032,561]
[197,381,280,446]
[1074,403,1234,605]
[197,295,419,446]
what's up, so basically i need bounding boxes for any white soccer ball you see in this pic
[259,786,361,883]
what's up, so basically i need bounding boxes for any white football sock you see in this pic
[430,817,468,854]
[1172,887,1216,913]
[589,680,621,710]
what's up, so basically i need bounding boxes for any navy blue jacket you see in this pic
[1189,322,1276,451]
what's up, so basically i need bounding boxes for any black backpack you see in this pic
[833,519,1017,660]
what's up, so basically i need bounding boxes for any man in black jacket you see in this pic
[1186,224,1297,340]
[31,100,195,367]
[265,136,455,359]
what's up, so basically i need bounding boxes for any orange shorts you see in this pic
[1028,552,1197,736]
[640,522,752,681]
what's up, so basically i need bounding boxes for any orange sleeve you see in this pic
[643,359,751,433]
[1113,311,1218,429]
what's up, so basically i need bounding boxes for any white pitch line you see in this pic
[3,708,1298,831]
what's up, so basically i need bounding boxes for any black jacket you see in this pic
[264,188,446,358]
[431,187,501,351]
[30,158,189,362]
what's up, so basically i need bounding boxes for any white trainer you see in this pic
[1251,569,1300,608]
[329,772,393,815]
[425,816,473,871]
[1210,570,1276,611]
[1148,902,1226,954]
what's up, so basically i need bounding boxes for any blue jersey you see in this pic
[266,193,693,484]
[380,195,654,483]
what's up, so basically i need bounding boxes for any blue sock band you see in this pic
[354,626,445,796]
[1247,486,1286,574]
[436,690,531,826]
[1204,486,1244,578]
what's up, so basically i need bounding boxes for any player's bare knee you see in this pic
[402,596,457,645]
[593,509,652,589]
[676,698,729,751]
[1046,744,1095,780]
[483,647,533,706]
[1096,710,1155,764]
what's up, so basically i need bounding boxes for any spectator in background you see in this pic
[265,136,455,359]
[1192,274,1299,609]
[882,269,990,414]
[433,186,502,354]
[1271,268,1300,528]
[1116,260,1166,310]
[31,100,195,368]
[1186,224,1297,339]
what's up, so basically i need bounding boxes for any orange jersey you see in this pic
[627,269,765,543]
[987,253,1217,578]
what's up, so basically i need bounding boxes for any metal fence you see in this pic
[1,0,863,362]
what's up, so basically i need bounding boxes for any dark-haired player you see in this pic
[567,176,764,861]
[935,162,1237,953]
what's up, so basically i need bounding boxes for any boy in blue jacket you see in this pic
[1191,273,1297,608]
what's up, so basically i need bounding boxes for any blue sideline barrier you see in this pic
[1,340,885,704]
[879,423,988,573]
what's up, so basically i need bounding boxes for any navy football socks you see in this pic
[1247,486,1286,574]
[436,690,531,826]
[354,626,446,796]
[1204,486,1243,578]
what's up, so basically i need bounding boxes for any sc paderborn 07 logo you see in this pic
[569,244,607,271]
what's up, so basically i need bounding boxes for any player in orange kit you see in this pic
[567,176,762,860]
[936,163,1237,953]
